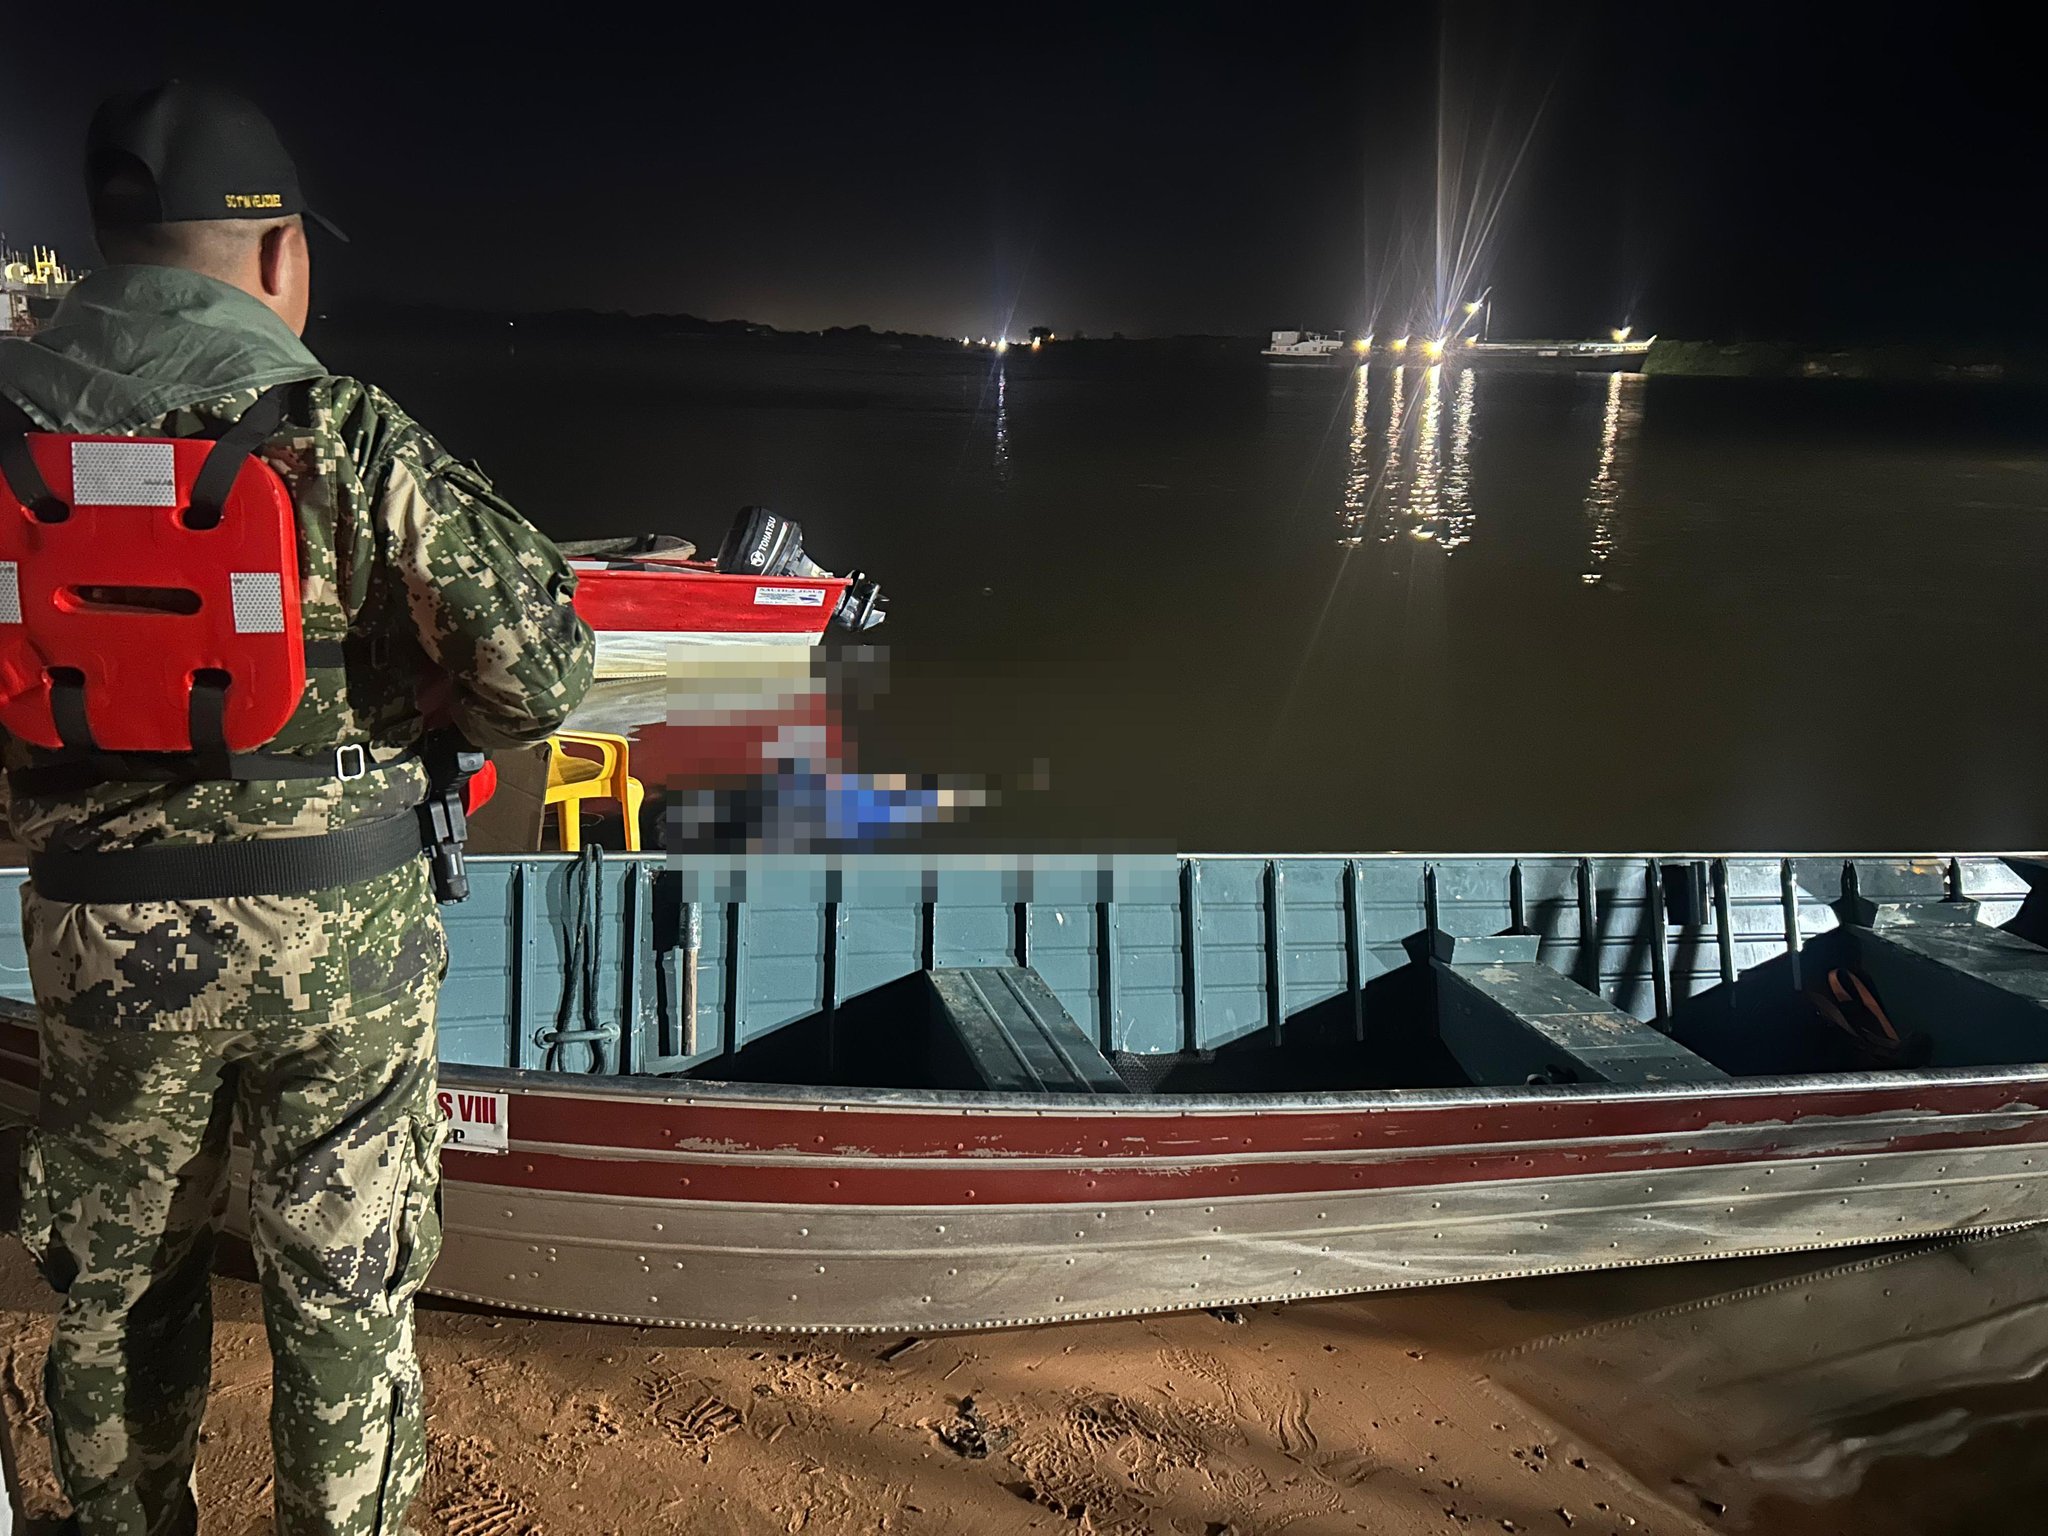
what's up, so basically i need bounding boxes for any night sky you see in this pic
[2,2,2040,344]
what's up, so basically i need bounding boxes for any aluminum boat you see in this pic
[4,851,2046,1332]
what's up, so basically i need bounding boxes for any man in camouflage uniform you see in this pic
[0,83,593,1534]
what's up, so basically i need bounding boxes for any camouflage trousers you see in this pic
[16,975,444,1536]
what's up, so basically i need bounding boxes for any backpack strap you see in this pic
[45,670,100,754]
[0,394,65,522]
[185,382,294,529]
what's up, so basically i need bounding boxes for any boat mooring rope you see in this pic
[541,845,619,1073]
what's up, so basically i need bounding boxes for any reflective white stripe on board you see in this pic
[70,440,177,506]
[230,571,287,634]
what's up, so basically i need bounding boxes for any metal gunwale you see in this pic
[448,1103,2047,1170]
[458,851,2047,865]
[5,991,2033,1121]
[425,1057,2048,1118]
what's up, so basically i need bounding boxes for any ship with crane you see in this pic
[1,240,78,337]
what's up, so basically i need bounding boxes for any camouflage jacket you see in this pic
[0,266,594,1028]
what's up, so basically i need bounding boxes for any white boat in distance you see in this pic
[1263,328,1348,361]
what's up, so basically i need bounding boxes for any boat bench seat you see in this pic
[1835,896,2048,1064]
[925,966,1130,1095]
[1415,933,1728,1086]
[1842,898,2048,1004]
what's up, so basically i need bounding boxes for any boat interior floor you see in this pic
[690,906,2048,1097]
[440,854,2048,1098]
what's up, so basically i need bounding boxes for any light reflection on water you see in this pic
[1583,368,1645,583]
[1340,362,1487,551]
[1339,364,1371,539]
[992,364,1011,486]
[1445,366,1476,547]
[1402,364,1448,543]
[1380,362,1407,517]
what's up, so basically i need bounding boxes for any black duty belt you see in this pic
[7,740,416,799]
[28,812,427,904]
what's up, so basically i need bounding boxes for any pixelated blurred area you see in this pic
[469,644,995,856]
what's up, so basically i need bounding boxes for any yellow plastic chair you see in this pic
[545,730,645,852]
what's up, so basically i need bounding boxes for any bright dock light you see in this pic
[994,339,1009,353]
[1464,301,1482,314]
[1352,337,1369,353]
[1391,336,1409,352]
[1612,326,1633,343]
[1423,337,1445,359]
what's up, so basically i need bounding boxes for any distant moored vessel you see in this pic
[1263,328,1349,361]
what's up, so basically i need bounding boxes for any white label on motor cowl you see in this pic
[436,1088,509,1153]
[754,586,828,607]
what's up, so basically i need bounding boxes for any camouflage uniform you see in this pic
[1,265,594,1535]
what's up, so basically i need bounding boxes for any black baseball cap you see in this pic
[85,79,347,240]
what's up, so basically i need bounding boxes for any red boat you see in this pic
[564,513,884,678]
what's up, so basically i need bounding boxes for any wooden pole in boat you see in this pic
[1780,859,1804,992]
[682,901,701,1059]
[1646,859,1672,1021]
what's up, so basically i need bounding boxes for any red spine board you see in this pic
[0,434,305,752]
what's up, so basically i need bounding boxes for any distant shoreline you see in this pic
[304,306,2040,382]
[310,304,1200,354]
[1641,338,2027,382]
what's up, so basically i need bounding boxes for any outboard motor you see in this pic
[714,506,886,633]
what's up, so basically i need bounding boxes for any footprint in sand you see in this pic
[764,1346,862,1399]
[1069,1392,1205,1470]
[641,1373,744,1451]
[664,1394,744,1449]
[437,1488,540,1536]
[431,1434,544,1536]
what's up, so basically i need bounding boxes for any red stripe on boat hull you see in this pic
[455,1075,2048,1163]
[444,1109,2048,1206]
[572,567,842,637]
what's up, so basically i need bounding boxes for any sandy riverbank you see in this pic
[1,1242,1709,1536]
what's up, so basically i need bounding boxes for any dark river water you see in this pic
[317,326,2048,854]
[310,327,2048,1529]
[1356,1225,2048,1536]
